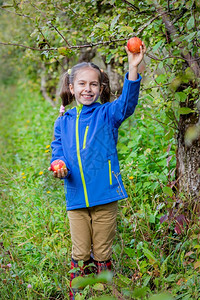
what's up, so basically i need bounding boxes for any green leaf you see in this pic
[68,267,80,273]
[113,243,121,255]
[165,129,174,140]
[95,22,108,30]
[164,274,177,282]
[71,276,96,288]
[175,92,187,102]
[156,74,167,84]
[97,271,113,283]
[78,260,84,268]
[163,186,174,197]
[57,47,74,57]
[110,15,120,31]
[106,53,114,64]
[197,168,200,174]
[160,255,170,276]
[119,26,133,33]
[92,283,104,291]
[149,214,155,224]
[149,293,174,300]
[187,16,195,30]
[185,32,196,41]
[94,297,116,300]
[124,247,136,258]
[143,248,158,263]
[71,271,113,289]
[1,4,13,8]
[131,287,148,297]
[153,40,163,51]
[117,273,132,285]
[142,275,151,287]
[143,94,154,101]
[178,107,193,114]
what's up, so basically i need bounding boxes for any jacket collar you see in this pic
[66,102,101,117]
[81,102,101,114]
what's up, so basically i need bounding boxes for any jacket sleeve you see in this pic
[50,117,71,177]
[108,73,142,128]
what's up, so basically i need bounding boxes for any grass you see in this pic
[0,80,199,299]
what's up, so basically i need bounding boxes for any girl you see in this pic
[49,43,146,299]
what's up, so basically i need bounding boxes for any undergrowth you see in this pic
[0,80,199,299]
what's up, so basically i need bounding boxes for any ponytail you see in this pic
[59,71,74,107]
[100,70,110,104]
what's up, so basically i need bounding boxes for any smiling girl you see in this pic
[49,43,146,299]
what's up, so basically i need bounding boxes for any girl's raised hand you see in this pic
[48,166,68,178]
[125,41,146,68]
[125,41,146,81]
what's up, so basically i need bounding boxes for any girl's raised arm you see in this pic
[125,41,146,81]
[104,42,146,128]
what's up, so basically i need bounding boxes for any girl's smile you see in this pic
[69,67,103,106]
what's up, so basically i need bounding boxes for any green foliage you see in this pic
[0,80,199,299]
[0,83,71,299]
[0,0,199,298]
[71,271,113,289]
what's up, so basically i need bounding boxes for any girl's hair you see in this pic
[59,62,111,112]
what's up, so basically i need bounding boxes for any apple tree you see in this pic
[0,0,199,206]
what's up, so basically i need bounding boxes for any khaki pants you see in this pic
[67,201,118,262]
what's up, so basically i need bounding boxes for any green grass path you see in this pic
[0,83,71,299]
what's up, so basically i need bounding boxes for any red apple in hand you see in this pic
[51,160,66,172]
[127,37,143,54]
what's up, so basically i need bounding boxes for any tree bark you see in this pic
[106,63,123,96]
[154,1,200,202]
[177,111,200,201]
[40,74,56,107]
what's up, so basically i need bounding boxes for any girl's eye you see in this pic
[92,83,98,86]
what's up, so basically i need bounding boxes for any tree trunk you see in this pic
[40,74,56,107]
[106,63,123,96]
[154,2,200,205]
[177,111,200,202]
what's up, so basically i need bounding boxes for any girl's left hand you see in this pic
[48,166,68,178]
[125,41,146,68]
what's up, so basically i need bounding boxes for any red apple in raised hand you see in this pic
[127,37,142,54]
[51,160,66,172]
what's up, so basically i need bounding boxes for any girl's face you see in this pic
[69,67,103,106]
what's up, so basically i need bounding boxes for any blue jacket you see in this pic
[51,73,142,210]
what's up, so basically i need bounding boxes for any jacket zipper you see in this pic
[76,107,89,207]
[83,125,89,149]
[108,159,112,185]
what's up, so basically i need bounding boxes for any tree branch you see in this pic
[1,8,199,66]
[146,52,200,62]
[123,0,140,11]
[0,6,33,19]
[1,41,199,64]
[137,11,171,34]
[153,0,199,77]
[47,22,71,48]
[0,42,55,51]
[31,3,71,48]
[172,7,188,24]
